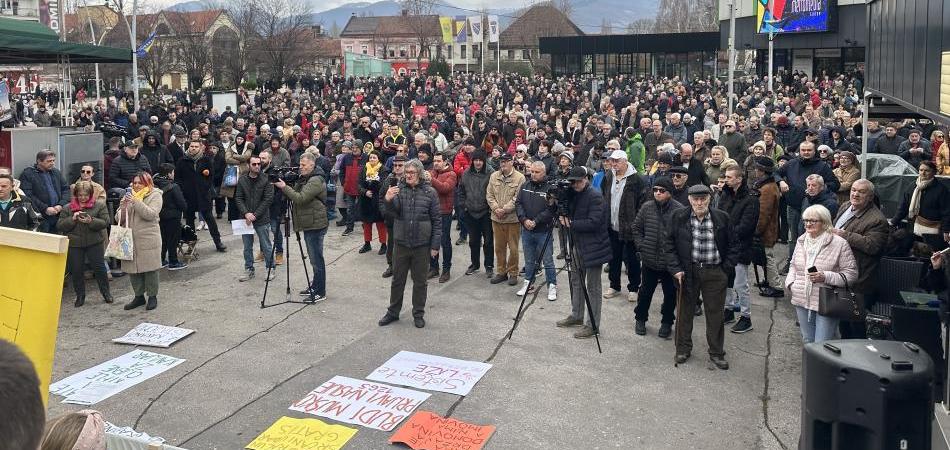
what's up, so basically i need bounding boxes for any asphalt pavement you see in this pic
[48,221,804,449]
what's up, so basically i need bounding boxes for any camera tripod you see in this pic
[507,220,603,353]
[260,198,316,308]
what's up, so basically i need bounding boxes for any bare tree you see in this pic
[654,0,717,33]
[164,11,213,90]
[400,0,436,70]
[625,17,655,34]
[600,18,612,35]
[249,0,317,84]
[222,0,255,87]
[554,0,573,18]
[137,31,175,92]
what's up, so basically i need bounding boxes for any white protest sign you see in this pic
[112,323,195,348]
[104,422,164,443]
[49,350,185,405]
[289,376,429,431]
[366,351,492,396]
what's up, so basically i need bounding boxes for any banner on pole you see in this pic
[246,417,357,450]
[366,351,492,396]
[439,17,454,44]
[468,16,483,43]
[487,15,499,43]
[390,411,496,450]
[453,16,467,43]
[289,376,430,431]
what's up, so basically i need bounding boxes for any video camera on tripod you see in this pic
[546,177,573,216]
[267,166,301,184]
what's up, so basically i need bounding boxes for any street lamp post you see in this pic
[726,0,736,117]
[131,0,139,111]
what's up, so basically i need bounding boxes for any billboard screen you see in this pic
[756,0,836,34]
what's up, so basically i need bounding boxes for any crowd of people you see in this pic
[1,69,949,373]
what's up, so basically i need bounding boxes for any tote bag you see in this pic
[223,165,239,187]
[105,206,134,260]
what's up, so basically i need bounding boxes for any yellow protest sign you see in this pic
[0,227,68,405]
[246,416,358,450]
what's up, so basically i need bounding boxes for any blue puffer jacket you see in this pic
[567,185,611,268]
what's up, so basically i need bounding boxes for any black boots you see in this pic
[96,274,113,303]
[214,240,227,252]
[124,295,146,310]
[74,294,85,307]
[378,243,387,255]
[359,242,372,253]
[146,296,158,310]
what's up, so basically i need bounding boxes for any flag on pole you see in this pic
[468,16,483,43]
[487,15,499,43]
[135,31,157,58]
[439,17,453,44]
[453,16,467,43]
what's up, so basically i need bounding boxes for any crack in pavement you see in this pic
[761,297,789,449]
[132,243,362,431]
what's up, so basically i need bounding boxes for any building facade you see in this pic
[340,14,441,76]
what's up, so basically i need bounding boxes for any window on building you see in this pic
[522,49,531,60]
[360,45,368,55]
[389,49,395,58]
[460,45,466,59]
[345,45,353,53]
[507,50,514,60]
[446,45,452,59]
[399,46,407,57]
[410,45,416,57]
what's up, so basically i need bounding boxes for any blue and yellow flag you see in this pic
[135,31,157,58]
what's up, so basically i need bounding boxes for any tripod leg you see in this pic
[261,223,281,308]
[567,228,602,353]
[284,216,292,295]
[507,227,555,340]
[295,230,315,301]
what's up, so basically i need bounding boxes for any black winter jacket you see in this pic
[718,184,760,265]
[664,208,739,285]
[382,180,441,250]
[633,198,685,270]
[154,176,187,221]
[602,167,646,241]
[515,178,556,233]
[109,152,152,189]
[458,164,494,219]
[773,156,839,209]
[568,185,612,268]
[19,165,69,216]
[235,173,275,226]
[175,153,215,211]
[0,191,37,230]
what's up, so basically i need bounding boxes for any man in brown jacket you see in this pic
[831,178,891,338]
[486,153,525,286]
[750,156,783,297]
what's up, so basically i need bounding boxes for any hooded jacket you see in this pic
[154,174,187,221]
[458,160,494,219]
[773,155,839,209]
[0,190,37,230]
[141,133,173,173]
[624,133,646,173]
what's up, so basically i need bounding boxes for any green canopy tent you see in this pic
[0,17,131,64]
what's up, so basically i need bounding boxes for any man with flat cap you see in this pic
[665,183,738,369]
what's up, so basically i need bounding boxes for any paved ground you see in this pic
[48,222,805,449]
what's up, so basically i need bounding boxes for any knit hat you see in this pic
[471,149,487,162]
[753,156,775,173]
[656,152,676,166]
[654,176,674,192]
[560,151,574,162]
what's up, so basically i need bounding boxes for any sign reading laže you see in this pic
[366,351,492,396]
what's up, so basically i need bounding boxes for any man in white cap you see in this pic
[601,142,645,302]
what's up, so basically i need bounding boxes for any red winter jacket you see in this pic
[429,167,457,214]
[453,148,472,177]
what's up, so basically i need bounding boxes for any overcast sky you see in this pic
[143,0,528,13]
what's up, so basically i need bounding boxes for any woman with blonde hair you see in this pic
[704,145,737,184]
[41,410,106,450]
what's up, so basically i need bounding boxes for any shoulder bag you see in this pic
[818,273,865,321]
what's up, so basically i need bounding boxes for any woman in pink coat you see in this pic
[785,204,858,343]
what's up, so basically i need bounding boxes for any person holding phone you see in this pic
[785,204,858,343]
[57,181,113,307]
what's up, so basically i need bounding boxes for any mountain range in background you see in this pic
[167,0,658,34]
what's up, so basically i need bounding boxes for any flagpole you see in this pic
[480,14,484,74]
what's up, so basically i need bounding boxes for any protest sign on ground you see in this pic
[366,351,492,396]
[246,416,357,450]
[289,376,430,431]
[390,411,496,450]
[49,350,185,405]
[112,323,195,348]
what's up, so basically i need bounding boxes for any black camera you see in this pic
[268,166,301,183]
[98,121,127,138]
[547,178,574,216]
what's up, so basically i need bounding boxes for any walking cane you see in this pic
[674,275,685,367]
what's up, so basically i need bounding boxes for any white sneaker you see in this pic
[264,271,276,281]
[516,279,530,296]
[603,288,620,299]
[547,284,557,301]
[238,270,254,282]
[627,292,637,303]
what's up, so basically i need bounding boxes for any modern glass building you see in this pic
[539,32,722,79]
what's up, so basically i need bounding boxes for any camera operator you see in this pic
[273,153,328,302]
[515,161,558,301]
[555,167,612,339]
[378,159,441,329]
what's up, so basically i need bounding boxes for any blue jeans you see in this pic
[303,227,327,296]
[795,306,839,343]
[344,194,357,227]
[521,228,556,285]
[726,263,751,318]
[430,214,453,271]
[270,215,284,254]
[242,223,274,271]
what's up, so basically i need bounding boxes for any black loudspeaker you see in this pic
[801,339,934,450]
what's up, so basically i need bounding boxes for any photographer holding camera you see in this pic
[555,167,612,339]
[273,153,329,302]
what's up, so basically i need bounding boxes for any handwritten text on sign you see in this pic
[289,376,429,431]
[112,322,195,348]
[49,350,185,405]
[390,411,496,450]
[366,351,492,396]
[246,416,357,450]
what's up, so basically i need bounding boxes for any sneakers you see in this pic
[658,323,672,339]
[547,284,557,301]
[359,242,372,253]
[516,280,532,296]
[382,266,393,278]
[627,292,637,303]
[464,265,479,275]
[507,275,518,286]
[342,227,354,236]
[438,270,451,283]
[275,253,284,265]
[760,286,784,298]
[239,270,255,282]
[161,260,169,269]
[634,320,646,335]
[455,237,466,246]
[427,268,439,280]
[731,316,753,333]
[573,326,596,339]
[723,308,736,324]
[255,251,264,262]
[485,267,494,279]
[377,244,387,255]
[709,356,730,370]
[168,261,188,271]
[489,273,508,284]
[556,316,583,328]
[264,271,276,282]
[603,288,621,299]
[299,288,326,302]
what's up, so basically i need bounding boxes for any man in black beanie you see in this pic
[458,149,495,277]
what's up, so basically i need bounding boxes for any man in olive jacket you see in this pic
[378,158,441,329]
[275,153,328,301]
